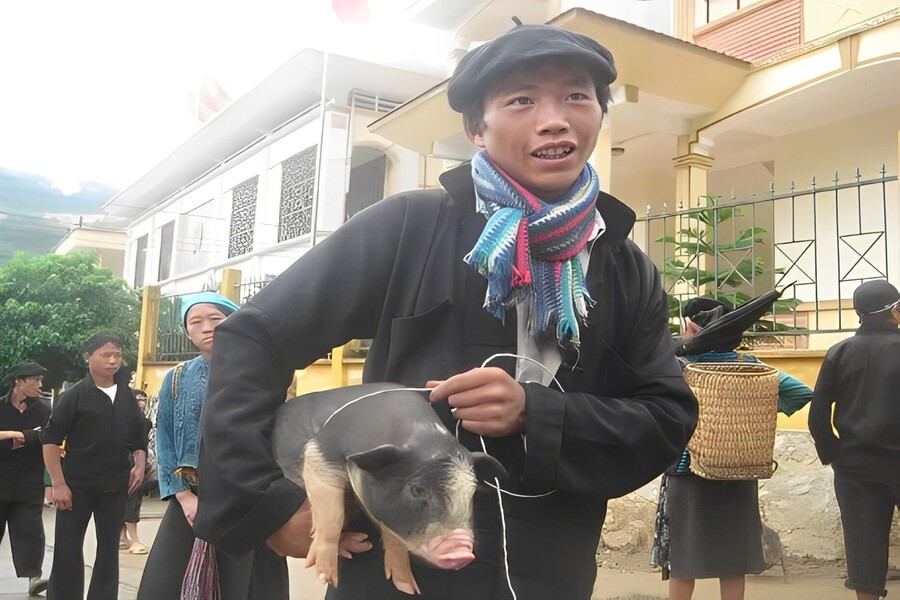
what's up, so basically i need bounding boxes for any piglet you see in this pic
[273,383,505,595]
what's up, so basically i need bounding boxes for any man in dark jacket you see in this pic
[809,279,900,600]
[0,361,51,596]
[196,24,697,600]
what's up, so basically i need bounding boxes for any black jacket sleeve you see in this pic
[195,195,415,554]
[42,387,78,446]
[808,352,840,464]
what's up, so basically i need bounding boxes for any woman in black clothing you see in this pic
[42,334,147,600]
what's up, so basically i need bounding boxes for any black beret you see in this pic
[7,361,46,380]
[447,24,617,114]
[853,280,900,315]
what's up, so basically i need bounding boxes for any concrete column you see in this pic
[135,285,161,392]
[330,343,346,389]
[591,121,613,193]
[218,268,242,305]
[673,150,715,209]
[673,0,696,42]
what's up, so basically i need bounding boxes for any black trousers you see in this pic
[0,494,45,577]
[833,468,900,598]
[137,497,288,600]
[48,482,127,600]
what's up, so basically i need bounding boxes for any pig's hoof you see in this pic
[316,554,340,588]
[390,577,421,596]
[385,563,421,595]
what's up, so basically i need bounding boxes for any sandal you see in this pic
[119,541,130,550]
[129,543,150,555]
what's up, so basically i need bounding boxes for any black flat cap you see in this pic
[677,290,782,356]
[447,24,617,113]
[682,297,734,320]
[7,361,46,380]
[853,280,900,315]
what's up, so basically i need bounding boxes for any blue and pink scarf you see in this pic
[465,150,601,346]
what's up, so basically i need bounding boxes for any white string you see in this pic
[469,352,565,600]
[479,352,566,393]
[319,387,432,429]
[321,355,562,600]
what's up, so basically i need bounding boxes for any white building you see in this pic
[103,50,440,298]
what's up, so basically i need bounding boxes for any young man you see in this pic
[195,25,697,600]
[0,361,51,596]
[809,280,900,600]
[42,334,147,600]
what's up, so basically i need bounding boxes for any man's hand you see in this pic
[52,483,73,511]
[428,367,526,437]
[338,532,372,559]
[128,450,146,495]
[266,501,373,559]
[267,501,313,558]
[175,490,199,527]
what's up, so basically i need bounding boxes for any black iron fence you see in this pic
[155,293,200,362]
[631,166,898,346]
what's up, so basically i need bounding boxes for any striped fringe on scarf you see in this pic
[465,150,601,346]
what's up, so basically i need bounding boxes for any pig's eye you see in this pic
[410,484,427,499]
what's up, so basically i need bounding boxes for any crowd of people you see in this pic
[1,23,897,600]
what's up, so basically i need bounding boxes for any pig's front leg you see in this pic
[302,442,346,588]
[382,527,421,595]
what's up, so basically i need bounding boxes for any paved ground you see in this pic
[2,498,897,599]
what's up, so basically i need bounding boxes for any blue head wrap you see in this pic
[180,292,240,329]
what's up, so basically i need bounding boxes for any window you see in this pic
[346,154,386,220]
[228,175,258,258]
[177,199,221,274]
[695,0,764,27]
[157,221,175,280]
[134,234,148,288]
[278,146,317,242]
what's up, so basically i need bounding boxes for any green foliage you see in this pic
[0,251,140,390]
[656,195,800,332]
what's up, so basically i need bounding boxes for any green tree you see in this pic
[657,195,799,333]
[0,251,140,391]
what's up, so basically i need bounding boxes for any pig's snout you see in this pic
[420,528,475,570]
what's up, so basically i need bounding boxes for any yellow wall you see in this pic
[753,350,824,430]
[770,105,900,192]
[140,359,365,399]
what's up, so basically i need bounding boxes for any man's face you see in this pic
[16,375,43,398]
[468,62,603,202]
[85,342,123,380]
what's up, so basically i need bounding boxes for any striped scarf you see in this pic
[465,150,600,346]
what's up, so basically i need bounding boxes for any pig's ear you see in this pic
[347,444,405,475]
[471,452,508,486]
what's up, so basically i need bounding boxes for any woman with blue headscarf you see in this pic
[138,292,288,600]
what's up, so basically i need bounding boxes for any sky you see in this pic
[0,1,451,195]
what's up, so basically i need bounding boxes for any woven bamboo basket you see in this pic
[684,362,779,480]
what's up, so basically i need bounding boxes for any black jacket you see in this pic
[42,373,147,488]
[809,320,900,483]
[0,391,51,501]
[196,164,697,599]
